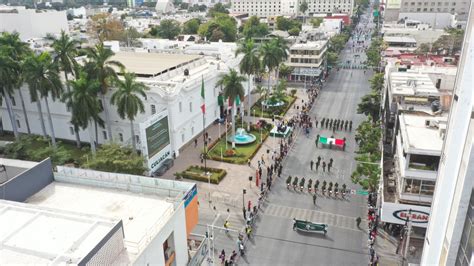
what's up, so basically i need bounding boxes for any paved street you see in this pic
[241,23,376,266]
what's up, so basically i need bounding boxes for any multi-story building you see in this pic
[0,9,69,41]
[0,158,199,265]
[231,0,354,17]
[286,40,327,82]
[398,0,470,19]
[0,41,244,173]
[421,4,473,265]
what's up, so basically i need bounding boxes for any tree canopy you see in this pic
[207,3,229,17]
[152,19,181,39]
[242,16,269,39]
[198,14,237,42]
[310,18,323,28]
[182,18,201,34]
[432,27,464,55]
[276,16,302,32]
[87,13,124,41]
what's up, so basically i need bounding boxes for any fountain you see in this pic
[262,96,285,108]
[227,128,257,145]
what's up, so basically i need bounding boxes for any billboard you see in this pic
[140,110,171,172]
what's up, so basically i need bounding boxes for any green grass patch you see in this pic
[251,95,296,119]
[207,123,272,164]
[175,165,227,184]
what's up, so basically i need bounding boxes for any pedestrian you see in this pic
[243,207,247,220]
[248,200,251,212]
[194,138,198,148]
[315,161,320,171]
[329,158,333,165]
[328,163,332,172]
[219,249,226,264]
[310,160,314,170]
[356,217,362,228]
[246,225,252,238]
[317,156,321,163]
[261,154,265,165]
[315,119,318,128]
[313,194,317,205]
[322,161,326,172]
[208,136,212,144]
[350,121,353,131]
[344,121,348,131]
[247,158,251,167]
[224,220,230,233]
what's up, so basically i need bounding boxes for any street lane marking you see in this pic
[264,203,366,232]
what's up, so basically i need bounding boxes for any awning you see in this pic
[291,67,323,77]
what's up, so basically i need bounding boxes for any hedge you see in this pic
[175,165,227,184]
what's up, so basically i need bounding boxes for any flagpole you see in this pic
[201,76,207,172]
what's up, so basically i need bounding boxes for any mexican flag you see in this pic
[200,76,205,114]
[319,136,345,146]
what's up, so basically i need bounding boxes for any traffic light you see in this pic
[243,189,247,194]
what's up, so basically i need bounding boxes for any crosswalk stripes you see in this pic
[264,203,364,231]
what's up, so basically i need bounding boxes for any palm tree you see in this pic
[278,64,293,80]
[216,69,246,149]
[84,42,124,142]
[0,49,19,139]
[66,71,104,155]
[259,41,280,93]
[0,32,32,134]
[50,31,80,94]
[111,72,148,151]
[235,39,260,131]
[23,52,63,148]
[271,37,289,82]
[49,31,81,147]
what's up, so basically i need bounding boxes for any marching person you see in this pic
[310,160,314,171]
[322,161,326,172]
[313,194,317,205]
[224,220,230,233]
[356,217,362,228]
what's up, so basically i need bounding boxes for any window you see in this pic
[102,131,107,140]
[16,119,20,128]
[119,133,123,142]
[455,191,473,266]
[151,104,156,114]
[189,102,193,112]
[420,181,435,195]
[423,8,427,11]
[179,102,183,112]
[10,97,16,106]
[135,135,140,143]
[69,127,74,135]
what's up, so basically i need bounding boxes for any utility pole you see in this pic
[403,209,413,265]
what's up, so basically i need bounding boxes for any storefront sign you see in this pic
[381,202,431,228]
[393,209,430,224]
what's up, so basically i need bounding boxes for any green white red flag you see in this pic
[200,76,205,114]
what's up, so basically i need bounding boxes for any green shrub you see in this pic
[176,165,227,184]
[82,143,146,175]
[3,135,75,165]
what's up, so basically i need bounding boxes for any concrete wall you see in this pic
[0,10,68,40]
[133,202,188,265]
[421,5,474,264]
[0,158,54,202]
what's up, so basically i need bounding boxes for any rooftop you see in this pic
[384,36,417,43]
[389,72,439,97]
[6,181,176,263]
[0,199,119,264]
[399,113,446,155]
[290,40,327,50]
[112,52,201,77]
[0,158,38,183]
[384,53,458,67]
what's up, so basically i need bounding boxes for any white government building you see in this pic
[0,40,245,172]
[231,0,354,17]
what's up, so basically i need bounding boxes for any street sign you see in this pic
[357,190,369,195]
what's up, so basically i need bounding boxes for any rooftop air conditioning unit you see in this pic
[425,119,438,128]
[439,127,446,138]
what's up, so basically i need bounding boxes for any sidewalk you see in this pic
[165,88,311,224]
